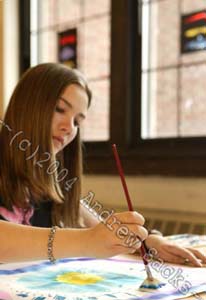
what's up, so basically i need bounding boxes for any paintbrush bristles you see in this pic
[139,277,165,290]
[145,265,154,281]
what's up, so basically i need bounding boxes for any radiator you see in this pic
[139,208,206,235]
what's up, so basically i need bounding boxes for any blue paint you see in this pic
[18,267,141,293]
[140,282,165,289]
[53,296,66,300]
[0,258,139,276]
[16,293,29,298]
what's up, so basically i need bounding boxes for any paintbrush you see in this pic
[112,144,163,290]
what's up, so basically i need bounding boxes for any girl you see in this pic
[0,63,205,266]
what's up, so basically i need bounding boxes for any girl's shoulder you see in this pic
[0,197,34,224]
[0,196,53,227]
[0,196,11,221]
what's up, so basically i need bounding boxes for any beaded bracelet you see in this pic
[47,226,58,263]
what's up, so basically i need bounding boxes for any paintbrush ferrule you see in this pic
[145,264,154,281]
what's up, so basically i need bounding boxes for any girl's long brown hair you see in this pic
[0,63,92,227]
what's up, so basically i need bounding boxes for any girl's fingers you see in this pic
[127,224,148,241]
[160,252,187,264]
[114,224,148,244]
[186,247,206,263]
[164,244,202,267]
[114,211,145,226]
[143,236,204,267]
[153,248,201,267]
[149,247,182,263]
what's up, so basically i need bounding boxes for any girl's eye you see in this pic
[55,106,65,113]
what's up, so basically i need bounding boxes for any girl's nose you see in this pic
[60,117,75,134]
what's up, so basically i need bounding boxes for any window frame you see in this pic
[20,0,206,176]
[19,0,30,74]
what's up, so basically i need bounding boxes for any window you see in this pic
[30,0,111,142]
[20,0,206,176]
[141,0,206,139]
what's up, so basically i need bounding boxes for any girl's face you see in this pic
[52,84,89,155]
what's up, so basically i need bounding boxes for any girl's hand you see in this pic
[86,211,148,258]
[145,234,206,267]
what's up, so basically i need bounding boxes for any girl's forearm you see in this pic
[0,221,91,263]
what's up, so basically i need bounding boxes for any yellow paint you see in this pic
[185,26,206,38]
[56,271,104,285]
